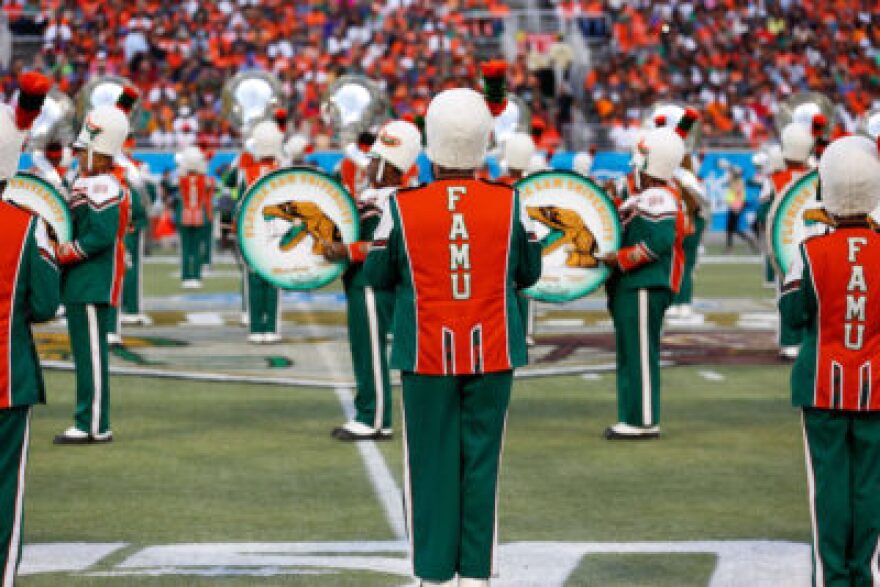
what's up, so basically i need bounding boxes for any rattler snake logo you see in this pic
[527,205,599,268]
[262,201,342,256]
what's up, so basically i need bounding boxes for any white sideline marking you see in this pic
[699,370,726,382]
[19,543,127,574]
[183,312,224,326]
[29,540,808,586]
[333,387,406,541]
[581,373,602,381]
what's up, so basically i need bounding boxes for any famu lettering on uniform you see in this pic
[447,186,471,300]
[845,236,868,350]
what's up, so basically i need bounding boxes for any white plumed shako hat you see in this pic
[370,120,422,173]
[572,152,593,175]
[250,120,284,159]
[74,105,129,157]
[820,136,880,217]
[780,123,814,163]
[632,128,686,181]
[426,88,493,169]
[503,132,535,172]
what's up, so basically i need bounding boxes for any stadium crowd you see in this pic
[0,0,877,150]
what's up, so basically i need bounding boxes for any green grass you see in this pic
[27,373,390,544]
[20,364,808,585]
[690,261,773,300]
[379,366,809,545]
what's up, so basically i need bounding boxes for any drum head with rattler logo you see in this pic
[516,170,621,302]
[236,166,359,290]
[3,173,72,243]
[768,169,819,278]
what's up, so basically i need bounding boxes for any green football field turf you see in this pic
[20,363,809,586]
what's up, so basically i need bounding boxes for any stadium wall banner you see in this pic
[16,150,762,232]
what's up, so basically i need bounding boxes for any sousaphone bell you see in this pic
[221,70,283,136]
[774,92,835,138]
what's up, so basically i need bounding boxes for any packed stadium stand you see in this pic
[1,0,877,150]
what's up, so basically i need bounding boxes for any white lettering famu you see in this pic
[844,237,869,351]
[447,186,471,300]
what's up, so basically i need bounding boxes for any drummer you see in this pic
[759,123,817,360]
[599,127,688,440]
[496,132,538,346]
[322,121,421,441]
[233,121,285,344]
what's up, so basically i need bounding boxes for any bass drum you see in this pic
[516,170,622,303]
[767,170,820,277]
[236,166,359,290]
[2,173,72,243]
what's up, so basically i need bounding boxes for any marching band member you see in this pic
[600,127,687,440]
[107,90,150,342]
[235,120,285,344]
[761,123,816,360]
[779,136,880,586]
[364,88,542,587]
[497,132,538,346]
[53,104,131,444]
[752,144,785,287]
[337,131,375,197]
[29,141,71,192]
[652,108,706,322]
[176,146,214,289]
[668,152,709,322]
[0,71,58,585]
[107,158,150,343]
[324,120,422,441]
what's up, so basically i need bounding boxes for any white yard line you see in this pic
[333,387,406,541]
[698,370,726,382]
[300,320,406,541]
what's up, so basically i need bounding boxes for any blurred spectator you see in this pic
[0,0,875,151]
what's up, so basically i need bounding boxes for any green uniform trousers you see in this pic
[401,371,512,581]
[199,221,213,270]
[247,271,279,335]
[108,230,144,335]
[778,278,804,348]
[345,283,393,430]
[801,409,880,587]
[516,292,533,340]
[122,230,143,315]
[180,225,203,281]
[609,287,672,427]
[0,407,30,585]
[764,256,776,286]
[673,216,705,305]
[66,304,111,435]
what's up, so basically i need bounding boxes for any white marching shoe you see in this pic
[182,279,203,289]
[240,312,250,327]
[420,580,455,587]
[262,333,282,344]
[107,333,123,346]
[121,313,153,326]
[604,422,660,440]
[247,333,264,344]
[459,579,489,587]
[779,345,799,360]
